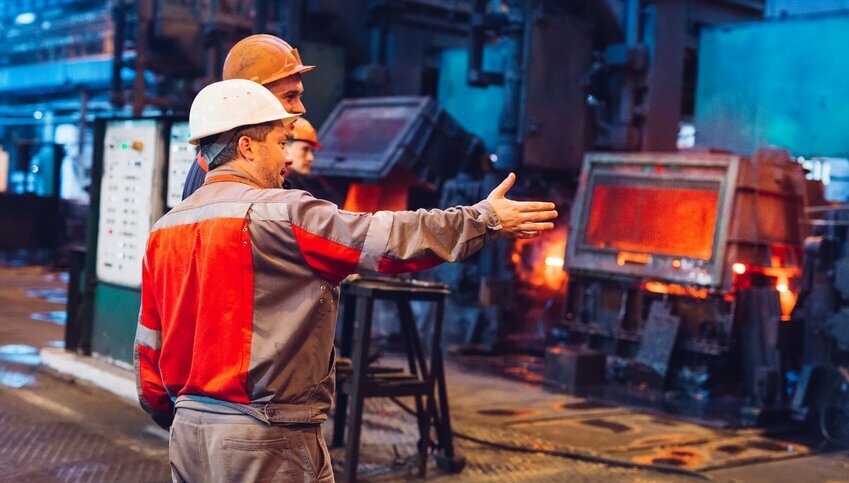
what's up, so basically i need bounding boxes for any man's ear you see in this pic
[236,135,255,162]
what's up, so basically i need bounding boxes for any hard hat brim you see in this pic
[291,138,321,149]
[261,65,316,86]
[188,113,301,144]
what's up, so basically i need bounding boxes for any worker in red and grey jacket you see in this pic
[135,79,557,482]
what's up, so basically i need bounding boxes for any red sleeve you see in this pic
[134,253,174,429]
[291,224,363,284]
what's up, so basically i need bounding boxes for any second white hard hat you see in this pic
[188,79,300,144]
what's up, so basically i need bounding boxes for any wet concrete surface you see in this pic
[1,265,849,482]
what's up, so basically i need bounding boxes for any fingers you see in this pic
[515,231,543,239]
[515,201,556,212]
[487,172,516,200]
[516,222,555,232]
[521,210,558,222]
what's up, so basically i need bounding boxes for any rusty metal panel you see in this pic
[728,151,808,246]
[522,15,593,171]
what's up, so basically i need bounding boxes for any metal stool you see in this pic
[332,275,463,482]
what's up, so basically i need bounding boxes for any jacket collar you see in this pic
[203,166,265,189]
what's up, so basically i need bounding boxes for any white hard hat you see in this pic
[187,79,300,144]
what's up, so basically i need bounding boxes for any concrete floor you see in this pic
[0,266,169,481]
[1,265,848,482]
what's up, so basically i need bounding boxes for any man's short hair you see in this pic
[198,121,277,170]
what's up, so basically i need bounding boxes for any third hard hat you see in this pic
[188,79,300,144]
[223,34,315,85]
[291,118,321,148]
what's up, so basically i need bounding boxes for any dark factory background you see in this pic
[5,0,849,479]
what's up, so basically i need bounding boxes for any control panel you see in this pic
[95,119,165,288]
[167,122,195,208]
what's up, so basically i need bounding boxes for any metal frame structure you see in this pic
[567,152,741,289]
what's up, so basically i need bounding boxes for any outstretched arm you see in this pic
[285,173,557,283]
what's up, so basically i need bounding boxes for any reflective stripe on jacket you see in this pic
[135,166,502,428]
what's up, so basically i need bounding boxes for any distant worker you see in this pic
[135,79,558,482]
[285,117,340,203]
[181,34,313,200]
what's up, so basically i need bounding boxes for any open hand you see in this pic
[486,173,557,239]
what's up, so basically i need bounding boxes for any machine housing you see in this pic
[561,150,808,421]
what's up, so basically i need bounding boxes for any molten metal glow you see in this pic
[511,227,568,293]
[616,251,651,266]
[643,281,709,299]
[732,263,747,275]
[342,171,414,213]
[763,265,800,322]
[585,183,719,260]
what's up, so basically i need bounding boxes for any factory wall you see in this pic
[695,14,849,158]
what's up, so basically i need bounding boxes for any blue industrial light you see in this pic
[33,111,43,120]
[14,12,36,25]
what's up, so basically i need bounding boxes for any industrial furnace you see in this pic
[559,150,808,421]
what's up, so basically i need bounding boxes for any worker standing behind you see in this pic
[182,34,313,200]
[135,79,558,482]
[285,117,341,204]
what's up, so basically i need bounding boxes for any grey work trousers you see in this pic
[169,406,334,482]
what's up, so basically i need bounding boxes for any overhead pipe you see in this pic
[109,0,128,109]
[467,0,506,87]
[493,0,525,172]
[618,0,641,131]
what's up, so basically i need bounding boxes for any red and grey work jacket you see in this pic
[134,167,502,428]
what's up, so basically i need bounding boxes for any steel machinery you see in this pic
[556,149,809,422]
[790,205,849,443]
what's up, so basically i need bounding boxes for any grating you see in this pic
[0,420,169,482]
